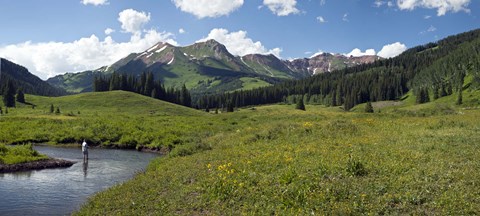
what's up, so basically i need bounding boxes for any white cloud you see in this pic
[374,0,385,7]
[344,42,407,58]
[420,25,437,34]
[346,48,376,57]
[104,28,115,35]
[179,28,186,34]
[263,0,300,16]
[320,0,326,6]
[374,1,394,7]
[397,0,471,16]
[316,16,327,23]
[0,9,177,80]
[118,9,151,34]
[310,50,324,58]
[0,31,177,80]
[197,28,282,57]
[342,13,349,22]
[424,15,432,19]
[172,0,244,19]
[81,0,108,6]
[378,42,407,58]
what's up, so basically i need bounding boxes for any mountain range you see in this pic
[46,39,380,94]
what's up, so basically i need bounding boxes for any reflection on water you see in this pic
[0,145,158,216]
[83,161,88,178]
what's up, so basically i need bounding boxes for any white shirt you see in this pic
[82,141,88,152]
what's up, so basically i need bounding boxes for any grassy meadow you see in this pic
[0,144,48,165]
[0,91,225,153]
[2,90,480,214]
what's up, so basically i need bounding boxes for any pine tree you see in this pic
[456,66,465,105]
[3,80,16,107]
[227,100,234,112]
[424,88,430,103]
[50,104,54,113]
[296,96,306,111]
[144,72,154,96]
[456,89,463,105]
[0,106,3,115]
[55,107,60,114]
[417,88,425,104]
[16,88,25,103]
[416,87,430,104]
[365,101,374,113]
[151,89,158,99]
[180,84,191,107]
[433,85,439,100]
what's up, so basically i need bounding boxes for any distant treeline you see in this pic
[93,72,192,107]
[196,29,480,110]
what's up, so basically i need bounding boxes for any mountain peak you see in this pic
[203,39,222,45]
[144,42,174,53]
[193,39,227,51]
[310,52,333,59]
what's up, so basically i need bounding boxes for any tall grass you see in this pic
[0,144,48,164]
[76,104,480,215]
[3,91,480,214]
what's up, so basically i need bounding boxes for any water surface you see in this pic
[0,146,158,215]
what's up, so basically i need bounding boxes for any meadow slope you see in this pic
[74,92,480,215]
[2,90,480,214]
[0,91,219,152]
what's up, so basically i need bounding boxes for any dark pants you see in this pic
[83,151,88,161]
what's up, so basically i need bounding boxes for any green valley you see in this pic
[2,1,480,215]
[0,88,479,214]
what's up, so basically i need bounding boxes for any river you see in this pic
[0,145,158,215]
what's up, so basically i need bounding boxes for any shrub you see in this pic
[0,144,8,154]
[346,154,367,177]
[296,97,306,111]
[364,101,374,113]
[169,142,211,157]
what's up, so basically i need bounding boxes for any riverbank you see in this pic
[38,143,168,154]
[0,158,75,173]
[0,146,158,216]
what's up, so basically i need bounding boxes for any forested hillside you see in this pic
[93,72,192,107]
[197,29,480,110]
[0,58,66,97]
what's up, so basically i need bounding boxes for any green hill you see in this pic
[26,91,201,116]
[0,91,212,149]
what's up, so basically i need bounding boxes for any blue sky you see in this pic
[0,0,478,79]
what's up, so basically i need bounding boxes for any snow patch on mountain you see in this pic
[147,44,160,53]
[155,46,167,53]
[167,56,174,65]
